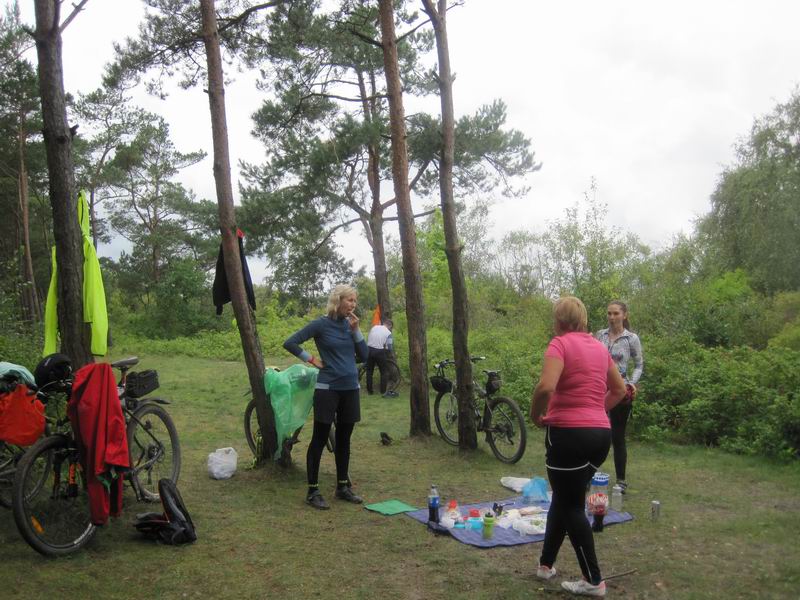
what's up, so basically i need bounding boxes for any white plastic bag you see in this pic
[207,447,238,480]
[500,476,531,493]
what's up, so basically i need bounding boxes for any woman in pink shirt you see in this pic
[530,297,626,597]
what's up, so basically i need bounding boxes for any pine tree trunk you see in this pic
[422,0,477,449]
[369,215,392,320]
[378,0,430,436]
[200,0,279,463]
[359,70,392,319]
[18,121,42,323]
[33,0,92,368]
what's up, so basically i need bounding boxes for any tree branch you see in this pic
[217,0,287,33]
[379,160,429,210]
[309,206,436,256]
[396,16,432,44]
[305,91,385,104]
[59,0,91,34]
[310,216,362,255]
[383,208,436,223]
[349,28,383,49]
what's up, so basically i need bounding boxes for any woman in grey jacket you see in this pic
[595,301,643,493]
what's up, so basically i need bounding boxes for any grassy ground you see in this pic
[1,353,799,599]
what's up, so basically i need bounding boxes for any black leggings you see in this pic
[609,402,632,480]
[306,420,355,487]
[540,426,611,585]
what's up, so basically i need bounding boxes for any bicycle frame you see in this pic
[36,365,174,503]
[432,357,498,431]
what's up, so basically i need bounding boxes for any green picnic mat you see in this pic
[364,499,419,515]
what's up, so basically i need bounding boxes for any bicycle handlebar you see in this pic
[433,356,486,368]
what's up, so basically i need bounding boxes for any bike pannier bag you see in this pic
[429,375,452,394]
[126,370,159,398]
[134,478,196,545]
[485,372,502,394]
[0,384,45,446]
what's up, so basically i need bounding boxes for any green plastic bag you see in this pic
[264,365,318,460]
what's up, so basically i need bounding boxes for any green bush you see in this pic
[0,325,44,371]
[634,339,800,459]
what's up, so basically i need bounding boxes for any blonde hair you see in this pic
[326,284,357,318]
[554,296,588,334]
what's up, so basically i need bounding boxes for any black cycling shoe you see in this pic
[335,486,363,504]
[306,490,330,510]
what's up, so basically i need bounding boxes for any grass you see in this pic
[1,352,799,599]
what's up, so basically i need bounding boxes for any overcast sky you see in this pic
[15,0,800,279]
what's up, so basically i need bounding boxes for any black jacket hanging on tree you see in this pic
[212,229,256,316]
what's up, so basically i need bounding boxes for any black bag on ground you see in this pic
[134,479,196,545]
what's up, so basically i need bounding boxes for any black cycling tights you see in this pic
[609,402,632,481]
[306,420,355,488]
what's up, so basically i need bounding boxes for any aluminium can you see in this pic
[651,500,661,520]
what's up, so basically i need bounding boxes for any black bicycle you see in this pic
[357,355,402,396]
[431,356,527,464]
[243,377,335,458]
[12,357,181,557]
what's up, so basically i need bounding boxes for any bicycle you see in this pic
[12,357,181,557]
[431,356,527,464]
[357,354,402,396]
[243,374,335,458]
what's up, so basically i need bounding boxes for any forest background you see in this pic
[1,0,799,461]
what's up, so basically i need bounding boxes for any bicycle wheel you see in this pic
[127,402,181,501]
[244,398,259,456]
[246,399,335,455]
[434,391,459,446]
[485,396,527,464]
[12,435,96,556]
[1,441,51,509]
[0,441,19,508]
[384,359,402,394]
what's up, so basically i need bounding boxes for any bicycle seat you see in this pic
[483,370,500,377]
[111,357,139,369]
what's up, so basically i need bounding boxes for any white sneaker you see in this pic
[561,579,606,597]
[536,565,557,580]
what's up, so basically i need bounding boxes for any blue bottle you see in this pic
[428,485,440,523]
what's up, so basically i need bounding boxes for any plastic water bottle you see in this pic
[428,485,440,523]
[482,511,495,539]
[588,472,609,532]
[611,485,623,512]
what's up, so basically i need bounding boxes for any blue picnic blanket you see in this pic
[406,495,633,548]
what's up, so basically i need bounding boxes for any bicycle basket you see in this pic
[485,372,502,394]
[430,375,453,394]
[126,370,159,398]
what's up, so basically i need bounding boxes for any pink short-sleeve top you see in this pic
[541,332,613,429]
